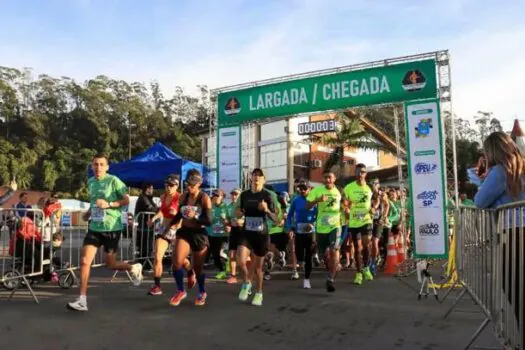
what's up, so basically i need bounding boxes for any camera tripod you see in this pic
[418,261,439,301]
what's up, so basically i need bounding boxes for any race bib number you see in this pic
[320,215,336,226]
[163,228,177,240]
[297,223,314,234]
[352,212,366,221]
[181,206,199,219]
[92,208,106,223]
[213,223,224,234]
[245,217,264,232]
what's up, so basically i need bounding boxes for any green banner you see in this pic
[218,59,437,126]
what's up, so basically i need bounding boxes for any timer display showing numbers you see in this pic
[297,119,337,135]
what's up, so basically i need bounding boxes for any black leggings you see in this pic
[209,236,227,272]
[295,234,314,279]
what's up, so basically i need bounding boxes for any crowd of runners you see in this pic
[67,153,414,311]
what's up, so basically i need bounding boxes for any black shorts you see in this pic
[372,220,383,238]
[176,227,209,252]
[239,230,269,257]
[270,232,289,252]
[349,224,373,241]
[83,230,121,254]
[228,226,242,251]
[155,235,173,244]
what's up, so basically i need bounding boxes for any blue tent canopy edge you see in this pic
[88,142,215,189]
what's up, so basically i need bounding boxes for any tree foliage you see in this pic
[443,110,503,190]
[321,111,390,177]
[0,66,212,199]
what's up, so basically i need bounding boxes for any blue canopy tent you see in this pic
[89,142,214,189]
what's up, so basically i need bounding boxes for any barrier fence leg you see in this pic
[440,277,462,304]
[463,317,492,350]
[444,286,467,319]
[110,270,133,283]
[8,276,39,304]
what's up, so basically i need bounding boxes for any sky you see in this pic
[0,0,524,130]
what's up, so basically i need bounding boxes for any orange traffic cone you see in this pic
[384,233,398,275]
[397,234,406,264]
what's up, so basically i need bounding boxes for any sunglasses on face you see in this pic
[165,183,178,188]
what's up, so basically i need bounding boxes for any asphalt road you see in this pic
[0,267,501,350]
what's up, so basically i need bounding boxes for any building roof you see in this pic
[343,110,406,155]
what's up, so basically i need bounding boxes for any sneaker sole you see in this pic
[66,304,88,312]
[169,294,187,306]
[195,296,207,306]
[148,292,163,296]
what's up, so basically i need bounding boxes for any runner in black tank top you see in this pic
[235,168,278,307]
[168,169,212,307]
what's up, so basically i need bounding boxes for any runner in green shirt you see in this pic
[306,170,342,293]
[67,154,143,312]
[343,163,374,285]
[266,197,285,281]
[208,189,229,280]
[226,188,243,284]
[382,190,400,261]
[460,192,474,206]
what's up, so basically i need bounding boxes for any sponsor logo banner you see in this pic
[217,126,241,195]
[405,99,448,258]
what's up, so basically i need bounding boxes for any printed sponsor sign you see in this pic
[405,99,448,258]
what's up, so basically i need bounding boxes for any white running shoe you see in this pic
[67,297,88,312]
[131,263,143,286]
[291,271,300,280]
[303,279,311,289]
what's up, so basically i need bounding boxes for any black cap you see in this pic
[251,168,265,177]
[165,174,180,186]
[297,178,309,186]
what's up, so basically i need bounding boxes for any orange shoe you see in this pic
[195,292,207,306]
[187,273,196,290]
[169,291,187,306]
[226,276,238,284]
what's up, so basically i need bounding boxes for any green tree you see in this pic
[321,111,390,177]
[0,65,208,197]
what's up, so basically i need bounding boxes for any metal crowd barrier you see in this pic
[133,211,157,271]
[0,208,46,303]
[1,209,162,304]
[446,203,524,350]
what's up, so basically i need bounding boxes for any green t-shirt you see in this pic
[208,202,229,237]
[306,186,341,234]
[269,205,284,235]
[462,198,474,207]
[386,199,400,227]
[343,181,373,228]
[88,174,128,232]
[266,190,279,232]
